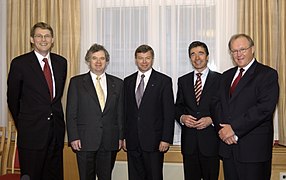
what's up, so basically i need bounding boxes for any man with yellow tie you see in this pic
[66,43,124,180]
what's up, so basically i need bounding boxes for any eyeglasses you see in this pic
[34,34,52,39]
[230,46,252,55]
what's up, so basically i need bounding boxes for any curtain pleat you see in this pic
[238,0,286,146]
[7,0,80,129]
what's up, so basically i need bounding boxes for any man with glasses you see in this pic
[7,22,67,179]
[213,34,279,180]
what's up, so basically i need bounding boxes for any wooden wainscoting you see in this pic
[64,144,286,180]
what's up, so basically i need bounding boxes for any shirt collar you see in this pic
[194,67,209,78]
[34,50,50,63]
[137,68,152,78]
[239,58,255,72]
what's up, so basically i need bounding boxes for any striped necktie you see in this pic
[194,73,202,105]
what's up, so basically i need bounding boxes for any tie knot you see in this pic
[43,58,48,63]
[141,74,145,79]
[96,76,101,81]
[196,73,202,77]
[239,68,245,73]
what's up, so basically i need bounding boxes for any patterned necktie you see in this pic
[194,73,202,105]
[230,68,245,96]
[43,58,53,101]
[135,74,145,107]
[96,76,105,111]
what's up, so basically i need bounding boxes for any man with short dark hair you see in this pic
[123,44,175,180]
[176,41,220,180]
[7,22,67,180]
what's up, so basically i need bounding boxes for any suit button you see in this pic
[196,111,200,115]
[47,117,51,121]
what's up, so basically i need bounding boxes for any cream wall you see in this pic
[64,145,286,180]
[112,162,184,180]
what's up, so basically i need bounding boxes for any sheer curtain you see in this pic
[80,0,237,144]
[0,1,7,127]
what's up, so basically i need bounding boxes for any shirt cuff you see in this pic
[180,115,184,125]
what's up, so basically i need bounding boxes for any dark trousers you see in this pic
[18,123,63,180]
[127,147,164,180]
[76,147,117,180]
[183,151,219,180]
[222,155,272,180]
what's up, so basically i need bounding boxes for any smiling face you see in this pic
[229,36,255,68]
[30,27,54,57]
[189,46,208,72]
[87,50,108,75]
[135,51,154,73]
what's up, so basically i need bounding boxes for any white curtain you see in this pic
[0,1,7,127]
[80,0,238,144]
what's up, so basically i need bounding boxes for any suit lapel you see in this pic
[201,71,216,100]
[50,53,62,100]
[140,70,157,106]
[229,60,258,102]
[82,73,100,106]
[105,74,116,112]
[188,72,197,104]
[129,73,138,108]
[225,68,236,102]
[28,52,52,100]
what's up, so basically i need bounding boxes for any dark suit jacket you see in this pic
[7,51,67,149]
[213,60,279,162]
[66,72,124,151]
[124,69,175,152]
[175,70,221,156]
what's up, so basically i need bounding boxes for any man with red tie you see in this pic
[213,34,279,180]
[7,22,67,180]
[175,41,221,180]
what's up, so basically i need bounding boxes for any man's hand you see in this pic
[219,124,237,145]
[71,140,81,151]
[159,141,170,152]
[195,116,213,130]
[181,115,198,128]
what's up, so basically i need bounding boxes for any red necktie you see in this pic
[43,58,53,101]
[230,68,244,96]
[194,73,202,105]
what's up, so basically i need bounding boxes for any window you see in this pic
[80,0,237,144]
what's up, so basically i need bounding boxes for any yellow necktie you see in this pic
[96,76,105,111]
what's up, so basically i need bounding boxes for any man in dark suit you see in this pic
[123,44,175,180]
[7,22,67,180]
[213,34,279,180]
[66,43,124,180]
[175,41,220,180]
